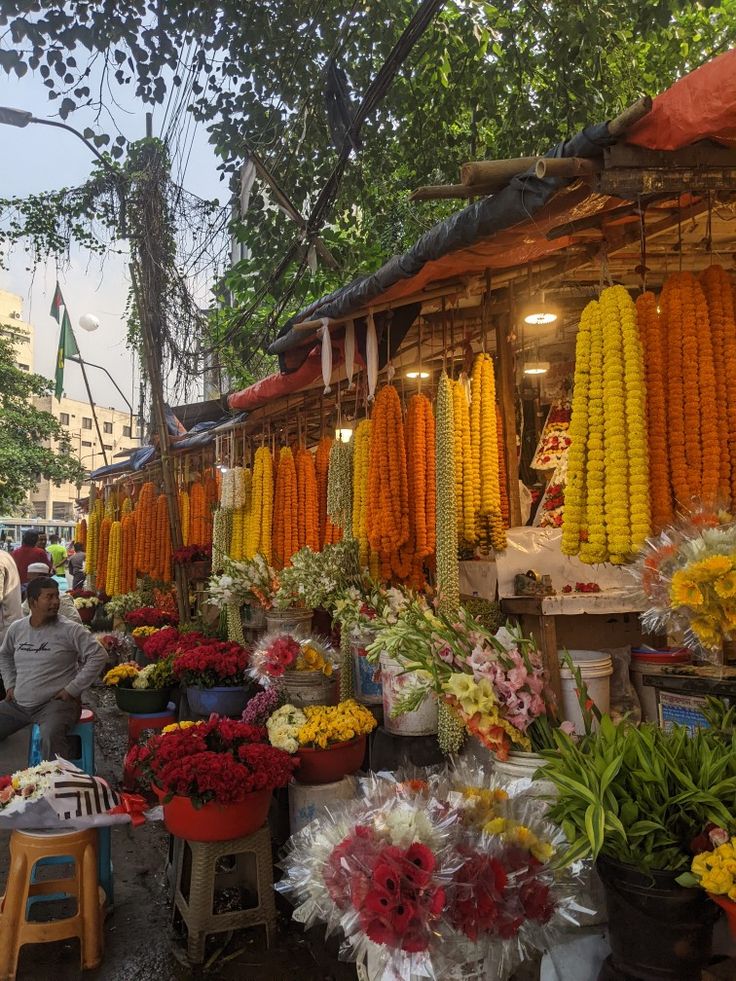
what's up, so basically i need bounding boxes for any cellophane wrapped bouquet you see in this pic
[248,633,338,686]
[276,766,587,979]
[633,508,736,656]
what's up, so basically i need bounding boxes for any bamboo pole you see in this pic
[607,95,653,137]
[410,181,502,201]
[534,156,600,180]
[460,156,538,187]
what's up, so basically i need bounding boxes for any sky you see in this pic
[0,69,225,413]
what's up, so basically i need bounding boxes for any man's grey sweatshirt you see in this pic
[0,615,107,709]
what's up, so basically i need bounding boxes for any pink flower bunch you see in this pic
[466,644,547,733]
[262,635,301,677]
[324,826,445,953]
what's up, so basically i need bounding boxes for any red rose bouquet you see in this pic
[172,640,251,688]
[138,716,297,806]
[124,606,179,630]
[249,633,337,684]
[277,767,585,979]
[141,628,210,662]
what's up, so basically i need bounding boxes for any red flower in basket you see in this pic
[125,607,179,629]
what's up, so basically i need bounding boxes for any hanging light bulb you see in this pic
[523,361,550,376]
[405,370,430,380]
[522,291,558,326]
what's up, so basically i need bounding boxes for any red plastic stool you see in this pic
[127,709,177,749]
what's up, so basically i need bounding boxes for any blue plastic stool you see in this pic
[28,707,96,773]
[26,828,114,911]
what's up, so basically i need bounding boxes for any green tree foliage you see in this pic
[2,0,736,373]
[0,337,85,513]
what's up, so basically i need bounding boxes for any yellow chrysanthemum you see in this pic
[715,573,736,598]
[670,572,704,607]
[688,555,734,581]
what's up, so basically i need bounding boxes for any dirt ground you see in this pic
[0,685,357,981]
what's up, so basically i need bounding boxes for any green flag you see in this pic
[54,308,79,401]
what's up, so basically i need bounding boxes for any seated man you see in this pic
[0,577,107,760]
[21,563,82,623]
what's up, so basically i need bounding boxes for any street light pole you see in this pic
[67,355,135,438]
[0,106,110,169]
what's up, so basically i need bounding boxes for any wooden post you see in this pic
[127,134,188,623]
[495,291,522,527]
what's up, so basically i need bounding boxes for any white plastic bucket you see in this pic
[265,607,313,638]
[288,775,356,834]
[379,653,438,735]
[630,648,691,723]
[281,670,337,707]
[559,649,613,734]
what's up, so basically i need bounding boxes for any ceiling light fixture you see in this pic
[523,361,550,376]
[335,426,354,443]
[406,370,430,380]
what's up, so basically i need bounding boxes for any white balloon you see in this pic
[79,313,99,332]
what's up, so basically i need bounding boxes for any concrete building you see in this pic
[30,395,141,521]
[0,289,34,373]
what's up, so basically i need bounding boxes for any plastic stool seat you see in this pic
[28,708,95,773]
[0,828,104,980]
[172,825,276,964]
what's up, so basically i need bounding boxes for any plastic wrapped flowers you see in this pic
[633,508,736,655]
[276,767,588,980]
[249,633,338,684]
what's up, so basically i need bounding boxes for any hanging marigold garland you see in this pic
[470,353,505,552]
[106,520,123,596]
[134,482,155,575]
[452,379,476,547]
[351,420,373,568]
[366,385,409,579]
[273,446,299,568]
[96,517,112,590]
[315,436,333,548]
[189,481,208,547]
[86,509,99,576]
[153,493,172,582]
[561,300,593,557]
[700,264,733,503]
[246,447,274,562]
[405,393,436,586]
[179,489,190,547]
[296,448,320,551]
[636,292,672,532]
[121,514,137,594]
[617,286,650,554]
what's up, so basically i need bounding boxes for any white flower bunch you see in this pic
[132,663,158,690]
[266,704,306,754]
[208,554,276,607]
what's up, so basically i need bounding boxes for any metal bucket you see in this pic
[281,669,337,707]
[265,607,313,638]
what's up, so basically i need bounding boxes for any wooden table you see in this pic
[500,592,646,702]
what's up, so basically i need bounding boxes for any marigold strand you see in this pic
[700,265,733,505]
[637,292,673,531]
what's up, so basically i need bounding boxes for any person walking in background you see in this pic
[10,531,51,590]
[0,577,106,760]
[47,535,67,577]
[0,551,22,702]
[22,564,82,624]
[68,542,86,591]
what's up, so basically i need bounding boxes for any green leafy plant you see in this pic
[543,708,736,872]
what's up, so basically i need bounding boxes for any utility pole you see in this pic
[128,113,188,622]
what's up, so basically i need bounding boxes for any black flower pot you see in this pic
[597,856,720,980]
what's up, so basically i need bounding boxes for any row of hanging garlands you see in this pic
[74,472,219,595]
[562,264,736,564]
[210,353,509,588]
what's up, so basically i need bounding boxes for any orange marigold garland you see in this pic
[296,448,320,551]
[121,514,137,593]
[496,405,510,527]
[366,385,409,580]
[701,264,734,504]
[153,493,172,582]
[179,489,190,546]
[273,446,299,568]
[404,393,436,587]
[637,292,672,531]
[134,482,155,575]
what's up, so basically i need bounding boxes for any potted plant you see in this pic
[103,657,176,713]
[249,634,338,706]
[172,640,253,717]
[137,716,297,840]
[70,589,101,625]
[541,709,736,979]
[173,543,212,582]
[266,699,377,784]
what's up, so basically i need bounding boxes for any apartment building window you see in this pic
[82,440,92,448]
[52,502,72,521]
[103,422,113,434]
[16,363,29,372]
[59,412,70,426]
[122,425,131,438]
[82,417,92,429]
[103,444,113,451]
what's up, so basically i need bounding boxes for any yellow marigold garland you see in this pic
[617,286,650,553]
[436,372,460,610]
[352,419,372,568]
[106,520,123,596]
[562,299,593,556]
[452,379,476,546]
[600,286,631,563]
[179,489,190,546]
[86,509,99,576]
[246,447,274,562]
